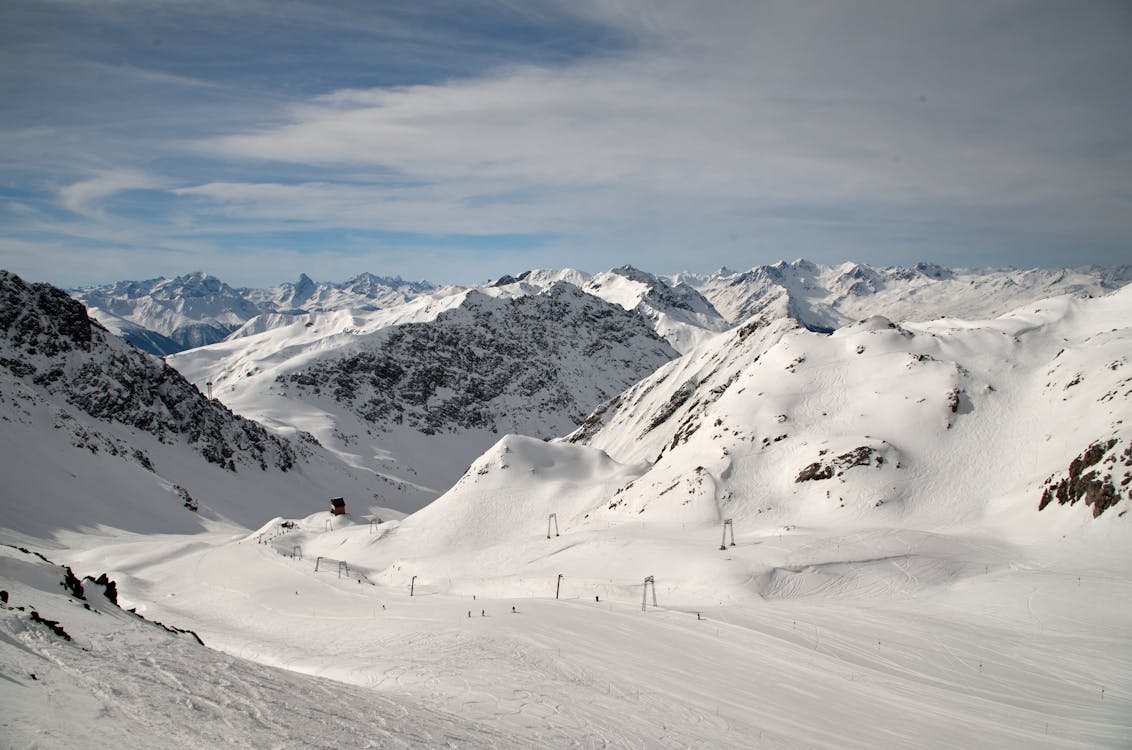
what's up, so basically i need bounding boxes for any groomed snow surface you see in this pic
[3,284,1131,748]
[5,515,1128,749]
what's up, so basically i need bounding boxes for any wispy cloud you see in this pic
[2,0,1130,287]
[58,171,166,218]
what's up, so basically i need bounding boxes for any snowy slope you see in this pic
[557,285,1132,538]
[84,305,182,356]
[0,271,401,534]
[0,544,514,749]
[677,258,1132,331]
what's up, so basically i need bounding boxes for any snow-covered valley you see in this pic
[2,263,1130,748]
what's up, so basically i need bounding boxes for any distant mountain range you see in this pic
[71,271,441,355]
[5,258,1125,522]
[72,261,1131,356]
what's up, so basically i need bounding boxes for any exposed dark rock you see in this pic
[280,284,675,437]
[1,271,300,473]
[1039,438,1126,517]
[644,379,698,436]
[29,610,71,640]
[795,445,892,483]
[569,394,624,444]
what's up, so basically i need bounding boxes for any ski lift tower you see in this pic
[642,576,657,611]
[720,518,735,550]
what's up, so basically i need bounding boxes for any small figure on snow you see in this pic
[511,606,517,614]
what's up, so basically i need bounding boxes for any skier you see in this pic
[511,605,517,613]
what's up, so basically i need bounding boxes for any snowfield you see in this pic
[2,270,1130,748]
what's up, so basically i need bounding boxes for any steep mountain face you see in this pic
[582,265,730,353]
[0,271,408,534]
[676,259,1132,331]
[1,271,297,474]
[277,283,677,436]
[480,266,727,353]
[72,272,441,355]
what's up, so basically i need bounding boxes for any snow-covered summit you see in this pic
[582,265,730,353]
[72,272,262,352]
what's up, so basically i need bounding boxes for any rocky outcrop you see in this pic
[1,271,299,472]
[1039,438,1129,517]
[795,445,895,483]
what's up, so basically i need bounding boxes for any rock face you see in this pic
[275,283,678,437]
[1039,438,1129,517]
[0,271,298,472]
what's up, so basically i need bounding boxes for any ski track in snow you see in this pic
[9,517,1122,750]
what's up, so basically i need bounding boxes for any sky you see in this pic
[1,0,1130,289]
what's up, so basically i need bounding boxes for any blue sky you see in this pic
[2,0,1130,288]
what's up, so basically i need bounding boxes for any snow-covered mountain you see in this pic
[71,271,442,354]
[581,265,730,353]
[0,271,399,534]
[71,272,263,352]
[548,284,1132,534]
[479,266,728,353]
[242,271,440,314]
[676,259,1132,332]
[169,282,678,512]
[3,269,1130,749]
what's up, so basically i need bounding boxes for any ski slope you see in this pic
[17,511,1126,749]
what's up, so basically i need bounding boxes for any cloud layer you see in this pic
[2,0,1130,286]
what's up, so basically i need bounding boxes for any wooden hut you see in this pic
[329,497,346,516]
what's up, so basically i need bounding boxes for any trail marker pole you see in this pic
[642,576,657,611]
[410,575,417,596]
[720,518,735,550]
[556,574,564,600]
[547,513,559,539]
